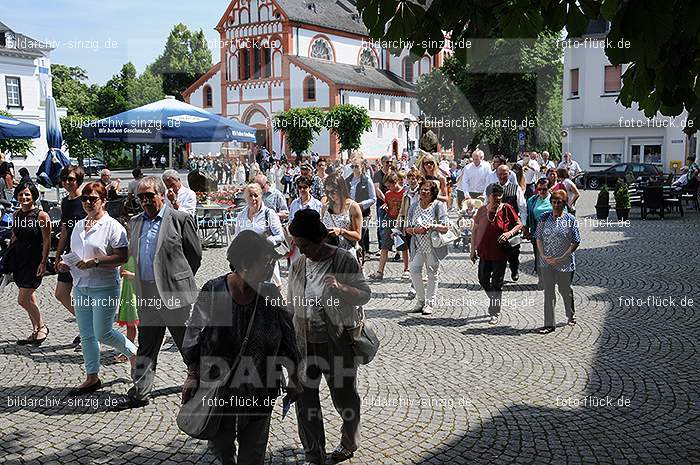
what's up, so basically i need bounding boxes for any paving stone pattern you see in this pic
[0,192,698,464]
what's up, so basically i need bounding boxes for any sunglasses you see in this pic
[63,176,77,183]
[537,187,549,192]
[137,192,157,200]
[81,195,101,203]
[551,200,564,204]
[423,161,435,166]
[351,164,360,169]
[298,185,310,190]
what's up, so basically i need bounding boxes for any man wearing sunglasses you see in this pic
[111,176,202,410]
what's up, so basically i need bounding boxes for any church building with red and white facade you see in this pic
[183,0,448,160]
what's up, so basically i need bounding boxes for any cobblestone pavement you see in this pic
[1,192,698,464]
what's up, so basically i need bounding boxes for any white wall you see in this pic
[188,69,221,115]
[562,38,692,171]
[289,62,329,108]
[1,54,67,168]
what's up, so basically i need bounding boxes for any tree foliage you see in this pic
[0,110,35,157]
[417,34,562,159]
[51,64,99,116]
[150,24,213,99]
[327,104,372,155]
[273,108,326,156]
[60,114,99,163]
[356,0,700,134]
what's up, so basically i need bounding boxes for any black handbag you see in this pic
[319,252,380,365]
[176,287,259,439]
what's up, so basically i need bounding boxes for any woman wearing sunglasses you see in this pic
[535,189,580,334]
[56,182,136,395]
[418,153,448,203]
[405,180,450,315]
[321,173,363,261]
[523,177,553,287]
[54,165,86,350]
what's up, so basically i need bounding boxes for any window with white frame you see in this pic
[604,65,621,93]
[6,77,21,107]
[570,68,579,97]
[368,97,375,110]
[590,138,624,165]
[390,99,396,113]
[630,138,663,165]
[379,97,385,112]
[377,123,384,139]
[403,100,409,113]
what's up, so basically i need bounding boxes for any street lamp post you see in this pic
[403,117,411,156]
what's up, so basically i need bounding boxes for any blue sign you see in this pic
[517,130,526,146]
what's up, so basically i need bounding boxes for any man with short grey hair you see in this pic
[255,174,289,222]
[110,175,202,411]
[162,169,196,216]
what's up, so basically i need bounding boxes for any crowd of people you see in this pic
[1,147,591,465]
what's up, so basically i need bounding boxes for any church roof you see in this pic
[276,0,368,36]
[0,20,52,58]
[290,56,416,95]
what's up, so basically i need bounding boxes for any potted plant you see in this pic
[614,179,631,220]
[595,185,610,219]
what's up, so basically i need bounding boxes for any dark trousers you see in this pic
[360,217,370,254]
[128,281,190,401]
[507,245,520,275]
[541,268,575,327]
[525,183,536,199]
[296,341,361,464]
[208,414,272,465]
[456,189,465,209]
[478,259,507,316]
[376,206,387,250]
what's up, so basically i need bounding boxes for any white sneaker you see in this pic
[422,305,433,315]
[410,300,424,313]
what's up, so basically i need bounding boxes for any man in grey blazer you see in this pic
[112,175,202,410]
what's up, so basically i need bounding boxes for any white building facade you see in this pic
[562,20,698,173]
[184,0,447,160]
[0,21,67,169]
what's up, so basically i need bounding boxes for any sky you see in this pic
[3,0,230,84]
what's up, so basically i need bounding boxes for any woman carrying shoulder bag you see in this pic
[180,230,301,465]
[405,179,450,316]
[471,183,522,325]
[287,209,371,465]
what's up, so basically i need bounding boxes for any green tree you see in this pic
[327,104,372,160]
[273,108,326,157]
[0,110,34,157]
[61,114,100,164]
[51,64,99,116]
[150,24,213,99]
[357,0,699,134]
[417,34,562,159]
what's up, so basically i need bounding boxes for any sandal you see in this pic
[567,318,577,326]
[32,325,49,346]
[114,354,129,363]
[538,327,555,334]
[369,271,384,281]
[402,270,410,279]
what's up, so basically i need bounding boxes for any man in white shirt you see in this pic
[557,152,582,179]
[162,170,197,216]
[517,151,541,198]
[539,151,556,170]
[459,149,492,199]
[484,156,517,187]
